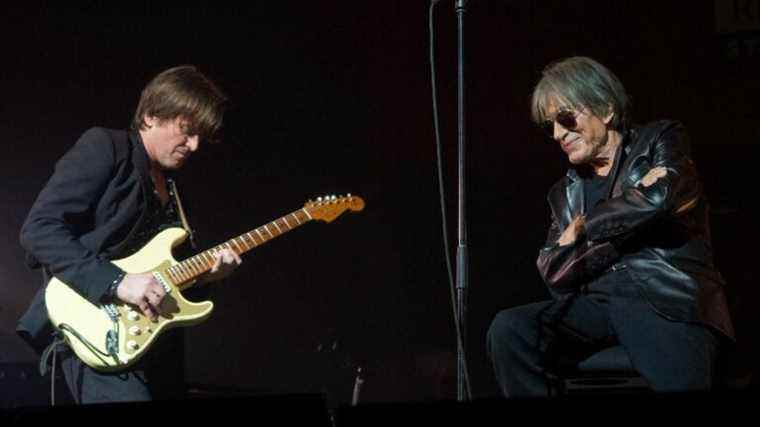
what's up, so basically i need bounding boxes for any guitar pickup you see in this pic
[153,271,173,293]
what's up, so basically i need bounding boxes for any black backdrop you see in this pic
[1,1,758,403]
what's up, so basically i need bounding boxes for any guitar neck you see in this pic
[165,208,315,288]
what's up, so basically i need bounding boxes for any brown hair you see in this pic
[131,65,228,143]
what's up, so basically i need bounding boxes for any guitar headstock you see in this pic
[304,194,365,223]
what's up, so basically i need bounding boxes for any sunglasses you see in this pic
[540,109,579,136]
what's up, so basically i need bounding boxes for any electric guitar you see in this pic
[45,194,364,372]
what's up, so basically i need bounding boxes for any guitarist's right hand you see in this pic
[115,273,166,322]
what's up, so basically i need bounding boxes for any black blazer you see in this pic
[18,127,154,352]
[536,120,734,340]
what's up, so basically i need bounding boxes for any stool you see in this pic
[556,345,651,394]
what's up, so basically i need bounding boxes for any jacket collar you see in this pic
[608,127,635,197]
[129,130,152,181]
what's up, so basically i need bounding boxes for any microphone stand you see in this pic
[454,0,469,402]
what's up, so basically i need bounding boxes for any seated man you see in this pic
[487,56,734,397]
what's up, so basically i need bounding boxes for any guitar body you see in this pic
[45,227,214,372]
[44,194,364,372]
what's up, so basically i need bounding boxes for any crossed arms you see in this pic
[537,122,701,290]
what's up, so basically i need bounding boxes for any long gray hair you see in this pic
[531,57,630,131]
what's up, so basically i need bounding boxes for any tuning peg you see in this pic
[317,196,323,202]
[347,193,352,198]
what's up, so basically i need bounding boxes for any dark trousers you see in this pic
[58,330,186,404]
[486,267,718,397]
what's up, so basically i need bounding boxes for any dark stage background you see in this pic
[1,1,758,404]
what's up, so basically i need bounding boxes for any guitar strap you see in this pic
[168,178,197,250]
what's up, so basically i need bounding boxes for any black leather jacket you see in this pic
[537,120,734,340]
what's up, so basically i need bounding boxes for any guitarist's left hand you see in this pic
[200,248,242,283]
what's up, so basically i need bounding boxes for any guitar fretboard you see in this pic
[163,208,314,287]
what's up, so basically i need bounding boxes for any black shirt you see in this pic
[583,172,610,213]
[116,177,181,259]
[582,142,624,213]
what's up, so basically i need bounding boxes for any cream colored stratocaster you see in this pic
[45,194,364,372]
